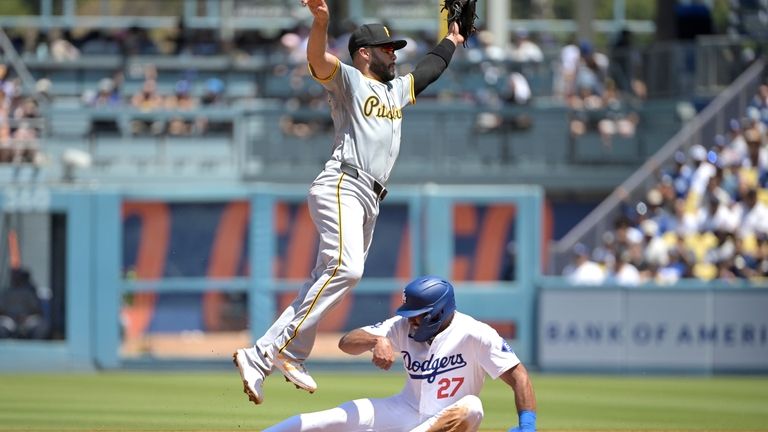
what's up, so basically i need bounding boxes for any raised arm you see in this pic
[411,22,465,96]
[338,328,396,370]
[499,363,538,432]
[303,0,339,80]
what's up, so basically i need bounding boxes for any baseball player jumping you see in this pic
[261,276,538,432]
[234,0,466,404]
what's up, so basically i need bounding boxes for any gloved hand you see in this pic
[441,0,478,47]
[508,410,536,432]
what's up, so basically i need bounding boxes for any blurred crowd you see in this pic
[564,82,768,285]
[3,20,653,141]
[3,5,766,287]
[242,20,649,141]
[81,64,228,137]
[0,64,45,165]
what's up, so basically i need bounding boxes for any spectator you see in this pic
[641,219,669,268]
[675,0,714,40]
[555,36,580,99]
[469,30,505,63]
[507,28,543,63]
[574,41,609,99]
[728,236,759,279]
[0,267,49,339]
[0,89,10,162]
[201,78,225,106]
[564,243,606,285]
[33,32,49,60]
[10,96,42,164]
[79,29,122,55]
[737,188,768,238]
[596,79,639,149]
[725,118,749,164]
[504,71,532,105]
[13,97,40,122]
[567,41,615,141]
[613,214,643,255]
[653,179,679,232]
[751,84,768,110]
[591,231,617,267]
[611,250,641,286]
[164,79,198,136]
[656,248,687,285]
[756,234,768,278]
[11,120,41,164]
[168,17,191,55]
[120,26,159,56]
[740,128,768,183]
[0,64,7,89]
[191,29,221,56]
[669,235,696,278]
[667,150,694,198]
[609,28,646,99]
[573,82,768,284]
[49,30,80,62]
[474,70,532,134]
[197,78,227,135]
[686,143,717,209]
[88,77,122,107]
[35,78,54,104]
[82,77,123,135]
[130,78,164,135]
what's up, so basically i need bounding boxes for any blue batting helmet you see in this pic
[396,276,456,342]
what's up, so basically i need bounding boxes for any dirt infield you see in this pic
[120,330,347,359]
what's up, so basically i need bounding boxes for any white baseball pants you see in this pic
[262,394,484,432]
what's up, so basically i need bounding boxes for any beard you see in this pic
[370,57,395,82]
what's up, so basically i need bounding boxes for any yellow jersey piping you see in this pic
[308,58,340,83]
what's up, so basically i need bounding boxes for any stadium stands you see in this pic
[555,59,768,284]
[0,3,761,282]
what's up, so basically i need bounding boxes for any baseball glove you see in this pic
[442,0,478,46]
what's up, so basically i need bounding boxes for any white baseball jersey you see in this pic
[262,312,519,432]
[313,59,415,184]
[363,311,521,416]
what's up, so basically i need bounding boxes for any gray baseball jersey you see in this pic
[255,59,416,367]
[315,59,415,184]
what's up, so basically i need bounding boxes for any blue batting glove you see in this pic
[508,410,536,432]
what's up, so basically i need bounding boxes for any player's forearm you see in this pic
[338,329,381,355]
[501,363,537,413]
[411,38,456,96]
[512,372,536,413]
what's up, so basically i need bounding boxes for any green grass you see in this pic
[0,372,767,430]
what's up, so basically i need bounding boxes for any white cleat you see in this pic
[233,348,265,405]
[274,354,317,394]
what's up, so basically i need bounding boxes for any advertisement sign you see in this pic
[539,288,768,372]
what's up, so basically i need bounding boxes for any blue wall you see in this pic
[0,184,543,371]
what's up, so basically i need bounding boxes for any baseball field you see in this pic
[1,371,767,431]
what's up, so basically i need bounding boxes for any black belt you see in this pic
[340,162,388,201]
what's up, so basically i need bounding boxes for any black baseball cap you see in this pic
[348,23,407,57]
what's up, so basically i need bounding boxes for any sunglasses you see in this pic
[370,45,396,55]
